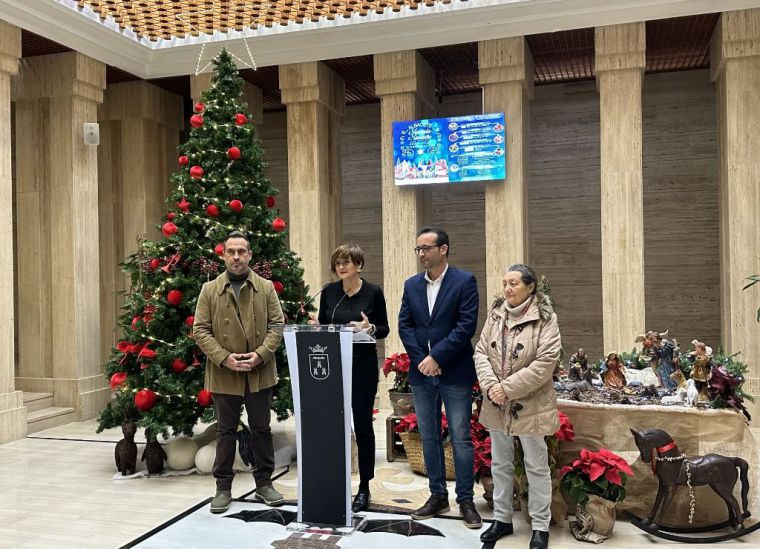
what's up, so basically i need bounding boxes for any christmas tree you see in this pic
[97,49,311,440]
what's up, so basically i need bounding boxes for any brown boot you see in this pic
[411,494,450,520]
[459,500,482,529]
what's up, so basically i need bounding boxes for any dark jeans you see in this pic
[353,353,379,486]
[411,376,474,503]
[213,383,274,491]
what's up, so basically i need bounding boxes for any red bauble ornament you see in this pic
[110,372,127,391]
[134,389,157,411]
[193,102,205,113]
[172,358,188,373]
[190,165,204,179]
[162,222,178,237]
[167,212,175,221]
[272,217,286,232]
[229,199,243,213]
[185,315,195,327]
[197,389,213,407]
[131,316,141,331]
[265,196,276,208]
[177,197,191,213]
[190,114,204,128]
[167,289,183,306]
[227,146,241,160]
[149,258,161,271]
[178,155,189,166]
[205,204,220,217]
[235,113,248,125]
[273,281,284,294]
[214,243,224,256]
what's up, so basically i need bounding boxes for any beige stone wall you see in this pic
[710,9,760,419]
[280,61,344,297]
[480,37,533,303]
[98,80,183,361]
[374,50,436,356]
[12,52,108,419]
[595,23,647,356]
[0,19,25,444]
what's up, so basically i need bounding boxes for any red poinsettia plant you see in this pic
[471,415,492,481]
[546,411,575,471]
[554,411,575,441]
[394,412,449,438]
[559,447,634,507]
[384,352,411,392]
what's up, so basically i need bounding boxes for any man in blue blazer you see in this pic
[398,227,481,529]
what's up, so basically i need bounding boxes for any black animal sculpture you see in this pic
[142,440,167,475]
[627,428,760,543]
[115,421,138,476]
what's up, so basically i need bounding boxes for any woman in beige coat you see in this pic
[474,264,561,549]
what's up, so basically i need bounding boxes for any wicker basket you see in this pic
[399,431,455,480]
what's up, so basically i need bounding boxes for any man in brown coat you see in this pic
[194,230,285,514]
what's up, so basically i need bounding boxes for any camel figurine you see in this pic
[115,421,138,476]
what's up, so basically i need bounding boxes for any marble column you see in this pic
[710,9,760,419]
[374,51,435,356]
[13,52,107,420]
[479,37,533,300]
[0,19,25,444]
[279,61,344,297]
[595,23,646,354]
[98,80,183,360]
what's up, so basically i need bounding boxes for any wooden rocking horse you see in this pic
[627,428,760,542]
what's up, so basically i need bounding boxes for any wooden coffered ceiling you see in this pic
[21,13,719,112]
[76,0,455,41]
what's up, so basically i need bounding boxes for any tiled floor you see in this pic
[1,417,758,548]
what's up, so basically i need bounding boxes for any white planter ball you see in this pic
[165,437,198,470]
[195,441,217,474]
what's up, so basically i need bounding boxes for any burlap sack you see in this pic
[570,495,616,543]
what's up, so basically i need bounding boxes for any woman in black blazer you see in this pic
[316,244,389,512]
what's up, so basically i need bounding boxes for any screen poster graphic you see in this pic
[393,112,506,185]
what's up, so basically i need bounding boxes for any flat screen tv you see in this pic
[392,112,505,185]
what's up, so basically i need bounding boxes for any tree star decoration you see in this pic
[175,3,257,76]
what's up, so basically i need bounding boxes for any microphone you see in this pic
[330,291,349,325]
[298,283,330,318]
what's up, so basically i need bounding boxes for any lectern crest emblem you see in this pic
[308,344,330,380]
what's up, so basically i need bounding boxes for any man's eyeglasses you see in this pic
[413,245,440,255]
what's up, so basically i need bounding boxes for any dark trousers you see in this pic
[352,353,379,485]
[213,383,274,491]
